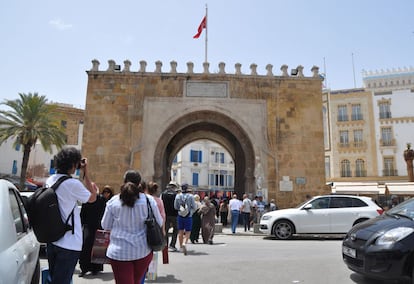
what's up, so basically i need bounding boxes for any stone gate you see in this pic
[82,59,328,208]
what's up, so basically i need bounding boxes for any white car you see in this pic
[259,195,384,239]
[0,179,40,284]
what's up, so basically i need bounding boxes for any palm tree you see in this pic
[0,92,67,190]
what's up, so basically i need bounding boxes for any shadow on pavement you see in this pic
[146,274,182,283]
[73,269,115,282]
[349,272,405,284]
[262,234,345,241]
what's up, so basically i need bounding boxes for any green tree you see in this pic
[0,92,67,190]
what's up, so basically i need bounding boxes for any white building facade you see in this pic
[363,68,414,179]
[171,139,235,197]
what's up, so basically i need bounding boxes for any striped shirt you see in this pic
[101,192,163,261]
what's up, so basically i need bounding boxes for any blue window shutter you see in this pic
[198,151,202,163]
[49,159,55,174]
[12,160,18,175]
[192,173,199,186]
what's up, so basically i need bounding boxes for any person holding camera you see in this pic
[45,146,97,284]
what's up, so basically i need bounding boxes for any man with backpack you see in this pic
[161,181,179,251]
[44,147,97,284]
[174,183,196,255]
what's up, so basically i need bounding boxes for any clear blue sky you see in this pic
[1,0,413,109]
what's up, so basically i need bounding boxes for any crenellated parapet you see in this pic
[89,59,320,78]
[362,66,414,91]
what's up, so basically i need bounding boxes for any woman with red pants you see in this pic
[101,170,163,283]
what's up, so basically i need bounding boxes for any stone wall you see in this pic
[83,59,328,208]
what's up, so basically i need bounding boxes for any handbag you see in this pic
[90,229,111,264]
[145,196,165,251]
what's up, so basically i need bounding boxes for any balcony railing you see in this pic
[380,138,396,147]
[351,114,363,121]
[354,170,367,177]
[337,115,349,122]
[338,142,350,148]
[383,169,398,176]
[379,112,392,119]
[353,141,366,148]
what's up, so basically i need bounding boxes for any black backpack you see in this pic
[26,175,75,243]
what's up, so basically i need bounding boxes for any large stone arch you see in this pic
[153,110,256,197]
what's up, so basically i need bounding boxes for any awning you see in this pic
[386,183,414,195]
[331,185,385,195]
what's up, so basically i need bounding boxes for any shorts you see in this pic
[177,215,192,232]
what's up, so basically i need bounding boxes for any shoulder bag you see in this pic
[91,229,111,264]
[145,196,165,251]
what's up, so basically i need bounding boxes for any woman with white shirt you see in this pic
[101,170,163,284]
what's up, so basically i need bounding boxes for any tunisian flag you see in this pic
[193,16,207,39]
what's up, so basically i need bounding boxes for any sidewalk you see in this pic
[217,224,264,236]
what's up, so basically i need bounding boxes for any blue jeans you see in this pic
[242,212,251,231]
[231,210,240,233]
[47,243,80,284]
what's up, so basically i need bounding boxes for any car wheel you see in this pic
[31,258,40,284]
[273,220,294,240]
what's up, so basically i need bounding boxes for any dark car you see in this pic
[342,197,414,283]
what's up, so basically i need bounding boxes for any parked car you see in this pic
[259,194,384,239]
[342,197,414,283]
[0,179,40,284]
[1,176,39,191]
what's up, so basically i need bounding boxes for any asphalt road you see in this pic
[40,232,407,284]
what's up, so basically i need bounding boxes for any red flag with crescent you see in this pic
[193,16,207,39]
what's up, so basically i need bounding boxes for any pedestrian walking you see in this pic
[200,196,216,244]
[229,194,242,234]
[101,170,163,284]
[174,184,196,255]
[190,194,202,243]
[241,194,253,231]
[161,181,179,251]
[78,183,110,277]
[219,199,229,227]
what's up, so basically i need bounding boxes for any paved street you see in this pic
[40,228,406,284]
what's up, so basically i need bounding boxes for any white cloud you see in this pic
[49,18,73,31]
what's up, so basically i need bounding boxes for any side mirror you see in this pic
[303,204,313,210]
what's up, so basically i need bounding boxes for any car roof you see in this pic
[313,194,372,199]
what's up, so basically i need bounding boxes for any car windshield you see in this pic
[387,198,414,219]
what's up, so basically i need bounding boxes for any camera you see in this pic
[77,158,86,169]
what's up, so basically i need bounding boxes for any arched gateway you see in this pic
[82,60,328,208]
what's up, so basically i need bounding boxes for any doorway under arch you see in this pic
[153,110,256,197]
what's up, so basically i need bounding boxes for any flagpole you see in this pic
[205,4,208,63]
[351,52,356,88]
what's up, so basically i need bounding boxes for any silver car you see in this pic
[260,194,384,239]
[0,179,40,284]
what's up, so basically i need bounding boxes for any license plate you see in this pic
[342,245,356,258]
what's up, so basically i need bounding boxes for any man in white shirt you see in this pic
[45,147,97,284]
[229,194,242,234]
